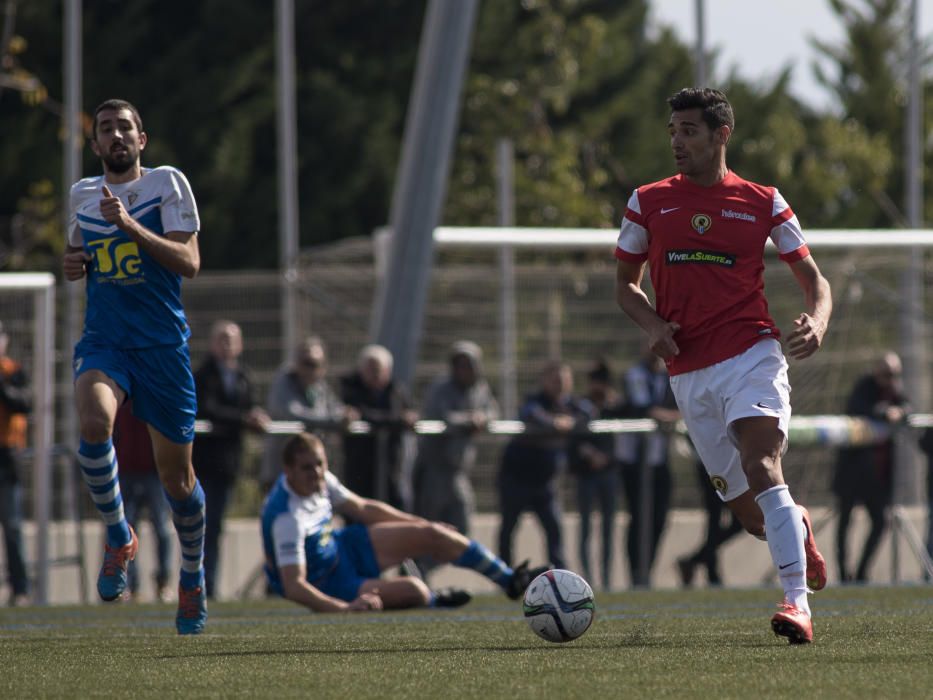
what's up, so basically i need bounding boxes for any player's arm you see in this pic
[615,259,680,360]
[785,254,832,360]
[278,562,382,613]
[99,185,200,278]
[336,490,424,526]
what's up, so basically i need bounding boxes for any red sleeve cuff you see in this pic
[614,247,648,263]
[779,243,810,263]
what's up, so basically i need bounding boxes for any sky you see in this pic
[649,0,932,111]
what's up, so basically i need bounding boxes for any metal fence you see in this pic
[36,234,933,520]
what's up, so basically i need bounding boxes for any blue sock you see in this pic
[165,480,206,590]
[454,540,513,590]
[77,438,131,547]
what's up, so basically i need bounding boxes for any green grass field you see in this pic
[2,586,931,699]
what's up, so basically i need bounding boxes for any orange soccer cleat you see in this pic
[97,526,139,602]
[771,600,813,644]
[799,506,827,591]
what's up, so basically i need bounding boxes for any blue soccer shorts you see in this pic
[74,338,197,444]
[312,524,381,602]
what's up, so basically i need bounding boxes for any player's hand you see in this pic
[63,249,92,281]
[786,313,826,360]
[99,186,134,231]
[347,591,383,612]
[648,321,680,360]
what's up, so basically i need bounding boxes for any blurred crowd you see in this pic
[2,325,932,605]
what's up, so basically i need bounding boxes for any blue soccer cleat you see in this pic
[176,580,208,635]
[97,526,138,602]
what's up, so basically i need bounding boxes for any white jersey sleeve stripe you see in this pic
[772,189,791,217]
[272,512,304,568]
[769,188,807,255]
[770,215,807,255]
[617,190,649,255]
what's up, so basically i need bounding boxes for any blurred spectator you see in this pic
[568,358,620,590]
[193,320,269,599]
[341,345,418,511]
[114,399,172,602]
[616,348,679,587]
[497,360,586,570]
[0,322,30,607]
[260,337,352,492]
[413,341,499,577]
[833,351,908,583]
[676,456,744,587]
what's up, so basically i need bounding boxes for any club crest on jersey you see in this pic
[710,475,728,495]
[127,190,139,206]
[691,213,711,234]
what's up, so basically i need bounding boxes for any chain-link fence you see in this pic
[40,235,933,520]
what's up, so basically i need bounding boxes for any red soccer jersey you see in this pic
[615,171,810,376]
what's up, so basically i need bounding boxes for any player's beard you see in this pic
[101,145,137,174]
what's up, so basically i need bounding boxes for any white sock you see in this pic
[756,484,810,616]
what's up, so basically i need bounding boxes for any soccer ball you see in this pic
[522,569,595,643]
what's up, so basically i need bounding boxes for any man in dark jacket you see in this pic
[193,320,269,598]
[414,341,499,538]
[340,345,417,512]
[833,351,908,583]
[497,360,586,570]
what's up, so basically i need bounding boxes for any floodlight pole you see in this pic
[694,0,707,86]
[276,0,299,364]
[892,0,925,582]
[56,0,84,609]
[496,138,517,419]
[370,0,479,385]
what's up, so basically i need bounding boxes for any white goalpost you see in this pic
[0,273,55,605]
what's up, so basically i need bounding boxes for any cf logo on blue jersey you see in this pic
[87,237,142,279]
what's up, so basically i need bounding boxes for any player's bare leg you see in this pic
[149,429,207,635]
[368,521,547,600]
[74,371,138,601]
[358,577,431,609]
[732,416,821,643]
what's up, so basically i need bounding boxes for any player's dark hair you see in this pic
[282,432,324,467]
[91,99,143,139]
[667,87,734,132]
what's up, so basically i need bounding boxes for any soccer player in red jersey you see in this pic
[615,87,832,644]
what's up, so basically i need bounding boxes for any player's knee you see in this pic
[396,577,431,608]
[79,413,114,444]
[158,468,196,501]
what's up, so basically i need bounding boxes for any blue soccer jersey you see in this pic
[261,471,352,594]
[68,166,200,349]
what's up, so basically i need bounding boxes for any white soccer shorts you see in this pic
[669,338,791,502]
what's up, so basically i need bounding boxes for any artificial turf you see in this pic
[1,585,930,699]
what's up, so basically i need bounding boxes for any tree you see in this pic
[447,0,696,230]
[811,0,932,227]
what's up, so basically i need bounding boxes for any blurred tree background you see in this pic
[0,0,929,274]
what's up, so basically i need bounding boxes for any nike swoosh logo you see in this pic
[660,207,680,214]
[756,402,771,409]
[778,561,799,570]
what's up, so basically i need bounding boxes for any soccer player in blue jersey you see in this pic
[262,432,547,612]
[63,99,207,634]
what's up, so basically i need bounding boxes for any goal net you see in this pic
[0,273,55,605]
